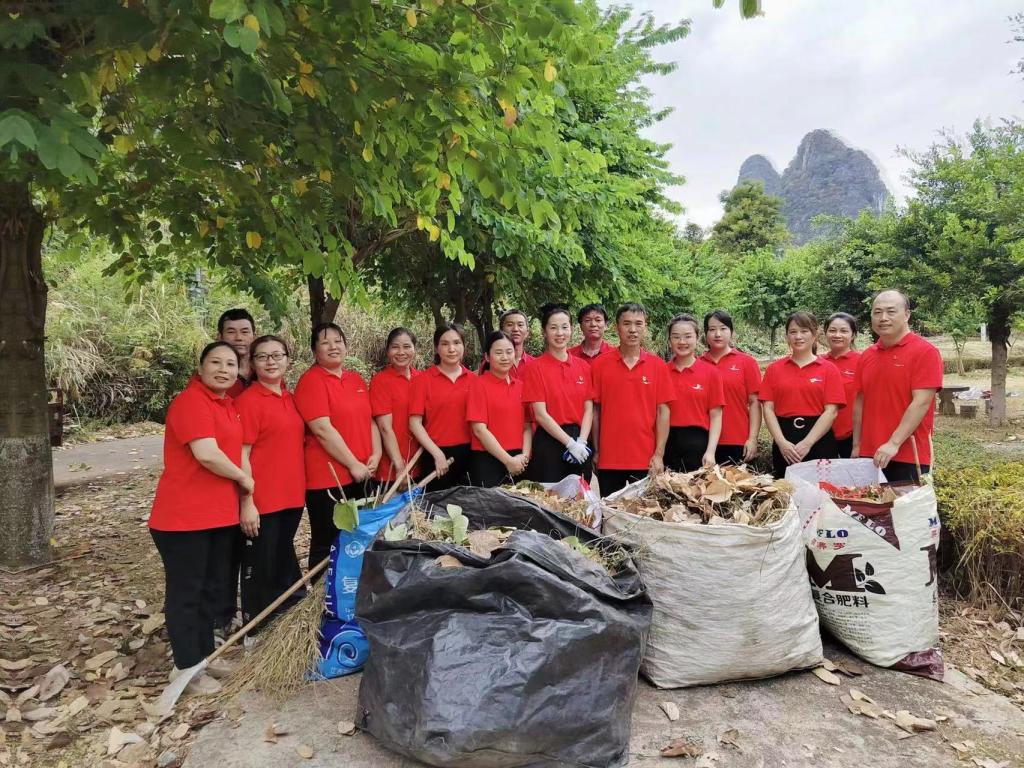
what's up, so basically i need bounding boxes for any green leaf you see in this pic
[210,0,247,22]
[237,25,259,55]
[447,504,469,545]
[333,499,360,533]
[56,144,82,178]
[384,522,408,541]
[223,23,242,48]
[0,114,36,149]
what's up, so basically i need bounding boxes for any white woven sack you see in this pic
[787,459,943,679]
[602,478,823,688]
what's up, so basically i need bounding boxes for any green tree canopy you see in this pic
[711,180,789,256]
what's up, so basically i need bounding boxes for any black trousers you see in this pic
[241,506,304,631]
[419,443,472,492]
[715,444,744,466]
[883,459,930,484]
[469,449,522,488]
[597,468,647,498]
[527,424,592,483]
[665,426,709,473]
[151,525,234,669]
[836,435,854,459]
[306,479,378,572]
[772,415,837,479]
[215,526,244,629]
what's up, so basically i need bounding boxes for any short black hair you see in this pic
[615,302,647,322]
[498,308,528,326]
[703,309,734,334]
[199,341,239,365]
[217,308,255,335]
[480,331,513,372]
[577,303,608,324]
[251,334,291,360]
[667,313,700,337]
[385,327,417,348]
[433,323,466,364]
[539,302,572,328]
[825,312,859,339]
[310,322,347,352]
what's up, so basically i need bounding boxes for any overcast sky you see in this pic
[609,0,1024,227]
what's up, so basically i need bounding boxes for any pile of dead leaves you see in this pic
[605,465,793,527]
[502,482,597,529]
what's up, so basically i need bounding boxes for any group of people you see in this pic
[148,288,943,684]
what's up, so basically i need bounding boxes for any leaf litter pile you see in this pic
[502,482,597,528]
[384,503,629,574]
[604,465,794,526]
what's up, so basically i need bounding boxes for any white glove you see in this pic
[565,438,591,464]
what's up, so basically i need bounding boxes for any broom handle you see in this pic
[910,435,923,484]
[205,458,451,665]
[381,447,424,505]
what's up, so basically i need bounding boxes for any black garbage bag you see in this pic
[356,486,653,768]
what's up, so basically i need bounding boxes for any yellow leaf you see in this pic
[469,149,478,158]
[497,98,510,111]
[544,60,557,82]
[198,221,210,237]
[502,105,517,128]
[349,78,358,93]
[354,120,362,136]
[147,45,162,62]
[416,215,427,230]
[298,75,316,98]
[216,216,227,229]
[204,82,214,95]
[405,8,417,27]
[427,223,440,242]
[318,169,332,183]
[296,5,309,22]
[246,231,262,249]
[293,178,308,195]
[299,60,313,75]
[437,172,451,190]
[383,97,398,108]
[112,135,133,154]
[243,13,260,32]
[361,146,373,162]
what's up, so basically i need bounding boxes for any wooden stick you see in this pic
[380,447,424,505]
[910,435,923,484]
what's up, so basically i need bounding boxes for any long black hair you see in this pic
[199,341,239,365]
[539,302,571,328]
[480,331,513,372]
[702,309,734,334]
[433,323,466,365]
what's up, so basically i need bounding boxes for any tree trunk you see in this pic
[988,306,1010,427]
[0,182,53,568]
[768,326,776,361]
[307,274,341,328]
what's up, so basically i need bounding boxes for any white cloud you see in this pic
[607,0,1024,226]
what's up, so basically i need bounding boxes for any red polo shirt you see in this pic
[666,358,726,429]
[521,352,594,426]
[294,365,374,489]
[149,378,243,532]
[760,356,846,418]
[409,365,476,447]
[822,350,861,439]
[370,366,423,481]
[236,382,306,514]
[591,349,675,470]
[701,349,762,446]
[568,340,615,366]
[855,332,943,465]
[477,352,534,380]
[226,375,248,400]
[466,372,527,451]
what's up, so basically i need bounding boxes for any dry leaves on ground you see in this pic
[660,737,703,758]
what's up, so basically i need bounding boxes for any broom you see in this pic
[154,450,443,713]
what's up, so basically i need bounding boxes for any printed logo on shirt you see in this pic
[692,383,704,391]
[809,377,823,384]
[842,369,855,377]
[576,376,585,385]
[728,364,740,372]
[641,375,651,385]
[890,356,904,368]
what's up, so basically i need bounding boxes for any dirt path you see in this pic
[52,434,164,491]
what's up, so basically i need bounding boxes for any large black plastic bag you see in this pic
[356,486,653,768]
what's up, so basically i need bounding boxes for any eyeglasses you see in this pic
[253,352,288,363]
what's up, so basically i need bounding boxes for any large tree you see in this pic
[711,180,789,257]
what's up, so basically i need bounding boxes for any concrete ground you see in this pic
[185,643,1024,768]
[52,434,163,490]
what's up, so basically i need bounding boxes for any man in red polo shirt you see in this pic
[569,303,615,364]
[591,303,675,497]
[217,308,256,399]
[853,290,943,483]
[499,308,535,377]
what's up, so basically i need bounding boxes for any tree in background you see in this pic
[711,180,789,257]
[728,248,801,359]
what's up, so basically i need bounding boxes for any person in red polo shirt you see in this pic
[853,290,943,483]
[294,323,381,570]
[466,332,533,487]
[217,308,256,399]
[568,303,615,365]
[523,303,595,482]
[409,324,476,490]
[235,335,306,640]
[479,308,535,379]
[823,312,862,458]
[665,314,725,472]
[149,342,252,689]
[701,310,762,466]
[591,303,675,497]
[761,312,846,478]
[370,327,422,483]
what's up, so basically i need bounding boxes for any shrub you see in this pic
[935,462,1024,613]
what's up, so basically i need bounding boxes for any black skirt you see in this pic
[771,415,837,479]
[664,426,709,473]
[469,449,523,488]
[527,424,593,483]
[836,435,853,459]
[715,444,744,466]
[420,443,472,491]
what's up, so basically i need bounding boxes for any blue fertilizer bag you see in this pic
[315,489,418,679]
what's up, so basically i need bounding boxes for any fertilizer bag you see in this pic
[356,486,652,768]
[787,459,943,680]
[602,478,822,688]
[316,489,417,679]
